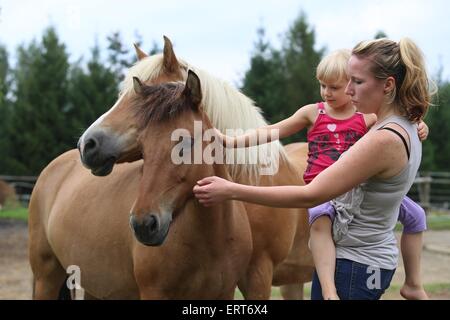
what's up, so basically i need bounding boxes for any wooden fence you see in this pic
[0,175,37,207]
[408,172,450,213]
[1,172,450,212]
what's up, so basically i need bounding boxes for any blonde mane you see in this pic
[120,54,288,183]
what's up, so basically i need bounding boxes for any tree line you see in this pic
[0,13,449,176]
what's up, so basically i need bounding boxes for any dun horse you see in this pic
[77,37,314,299]
[29,72,253,299]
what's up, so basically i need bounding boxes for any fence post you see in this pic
[417,172,431,214]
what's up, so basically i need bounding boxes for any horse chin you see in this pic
[139,226,170,247]
[90,157,117,176]
[130,212,172,247]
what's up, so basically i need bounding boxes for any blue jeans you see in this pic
[311,258,396,300]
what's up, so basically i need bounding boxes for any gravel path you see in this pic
[1,218,449,300]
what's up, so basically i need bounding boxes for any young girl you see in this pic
[212,49,429,300]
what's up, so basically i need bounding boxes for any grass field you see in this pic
[0,207,28,221]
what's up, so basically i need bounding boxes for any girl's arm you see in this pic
[417,120,429,141]
[216,104,316,148]
[194,128,408,208]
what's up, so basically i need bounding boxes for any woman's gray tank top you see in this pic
[332,115,422,270]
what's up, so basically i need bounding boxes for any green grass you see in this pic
[0,207,29,221]
[395,212,450,231]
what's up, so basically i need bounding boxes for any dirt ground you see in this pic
[1,218,450,300]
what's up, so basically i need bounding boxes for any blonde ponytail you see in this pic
[352,38,436,122]
[398,38,435,121]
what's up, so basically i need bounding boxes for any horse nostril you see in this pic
[144,215,158,233]
[84,137,98,154]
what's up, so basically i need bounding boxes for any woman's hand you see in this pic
[193,176,235,207]
[418,120,429,141]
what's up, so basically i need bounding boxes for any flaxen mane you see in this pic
[120,54,288,182]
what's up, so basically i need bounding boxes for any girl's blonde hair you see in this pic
[316,49,351,83]
[352,38,435,122]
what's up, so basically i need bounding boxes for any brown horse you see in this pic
[77,37,314,299]
[29,71,253,299]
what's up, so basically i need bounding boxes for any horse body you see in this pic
[29,38,313,300]
[30,150,252,299]
[30,151,140,299]
[273,143,315,299]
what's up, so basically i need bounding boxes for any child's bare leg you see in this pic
[400,232,429,300]
[310,216,339,300]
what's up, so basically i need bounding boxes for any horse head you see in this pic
[130,70,215,245]
[78,36,186,176]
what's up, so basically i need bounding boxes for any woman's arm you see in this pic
[216,104,316,148]
[194,129,406,208]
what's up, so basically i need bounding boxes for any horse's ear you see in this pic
[133,43,148,61]
[133,77,144,95]
[183,70,202,109]
[163,35,180,73]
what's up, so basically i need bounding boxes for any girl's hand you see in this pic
[193,176,234,207]
[418,120,429,141]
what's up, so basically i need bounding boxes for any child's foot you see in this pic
[400,283,429,300]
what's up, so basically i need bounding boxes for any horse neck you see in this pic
[231,155,300,187]
[192,162,242,220]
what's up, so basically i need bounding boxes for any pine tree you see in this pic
[0,44,11,173]
[242,12,324,144]
[241,26,287,124]
[107,31,133,81]
[281,12,325,143]
[67,42,119,140]
[427,82,450,171]
[8,27,70,175]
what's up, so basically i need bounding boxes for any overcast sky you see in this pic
[1,0,449,86]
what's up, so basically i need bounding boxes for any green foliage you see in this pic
[0,20,449,175]
[6,28,71,174]
[424,82,450,171]
[241,12,324,144]
[0,28,139,175]
[107,31,134,81]
[242,14,450,171]
[374,30,388,39]
[67,42,119,140]
[241,27,287,123]
[0,44,12,172]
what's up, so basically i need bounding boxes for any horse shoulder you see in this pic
[29,149,82,224]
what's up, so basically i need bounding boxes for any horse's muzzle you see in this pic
[78,131,119,176]
[129,213,171,246]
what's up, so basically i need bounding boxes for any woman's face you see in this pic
[345,55,386,114]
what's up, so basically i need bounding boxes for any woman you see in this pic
[193,38,434,300]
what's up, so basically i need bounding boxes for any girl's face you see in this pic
[345,55,386,114]
[319,77,351,109]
